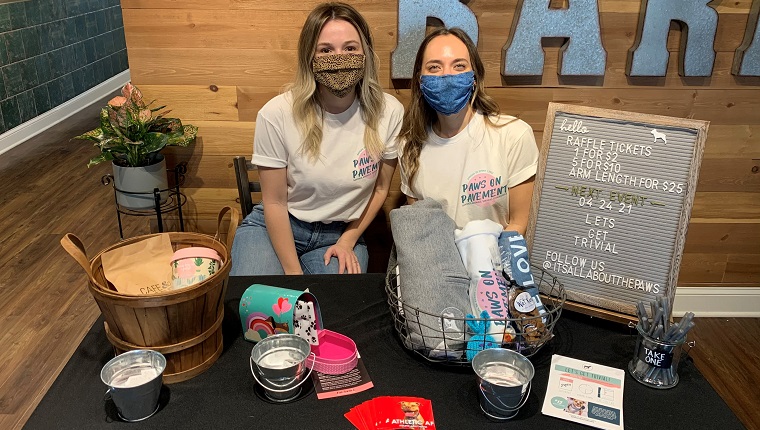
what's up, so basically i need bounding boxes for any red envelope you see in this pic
[345,407,367,430]
[375,396,435,430]
[359,399,376,430]
[346,396,435,429]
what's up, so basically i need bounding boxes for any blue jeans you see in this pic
[230,204,368,275]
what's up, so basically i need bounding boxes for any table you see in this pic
[25,274,744,429]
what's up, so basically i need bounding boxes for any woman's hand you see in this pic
[323,241,362,274]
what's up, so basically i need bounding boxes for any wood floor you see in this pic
[0,98,758,430]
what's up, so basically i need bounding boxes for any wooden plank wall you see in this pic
[121,0,759,286]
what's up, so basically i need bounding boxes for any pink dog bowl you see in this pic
[306,330,358,375]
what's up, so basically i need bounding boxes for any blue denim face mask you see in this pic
[419,71,475,116]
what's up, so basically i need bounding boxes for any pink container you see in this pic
[170,247,222,290]
[306,330,358,375]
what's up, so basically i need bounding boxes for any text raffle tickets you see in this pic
[352,149,379,181]
[564,119,682,195]
[461,171,507,207]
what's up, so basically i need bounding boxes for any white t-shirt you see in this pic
[400,113,538,228]
[252,91,403,223]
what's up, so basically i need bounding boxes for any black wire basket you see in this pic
[385,263,566,365]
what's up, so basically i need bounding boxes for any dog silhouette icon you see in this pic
[651,129,667,144]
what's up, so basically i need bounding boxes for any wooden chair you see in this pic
[233,156,261,218]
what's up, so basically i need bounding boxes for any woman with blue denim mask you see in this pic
[230,3,404,276]
[398,27,539,233]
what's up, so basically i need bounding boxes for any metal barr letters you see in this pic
[391,0,760,79]
[733,0,760,76]
[503,0,606,76]
[626,0,718,76]
[390,0,478,79]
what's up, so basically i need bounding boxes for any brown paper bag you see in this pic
[101,233,174,295]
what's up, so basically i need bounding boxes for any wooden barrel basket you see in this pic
[61,206,240,384]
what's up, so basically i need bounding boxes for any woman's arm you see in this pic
[505,176,535,235]
[259,166,303,275]
[324,159,398,274]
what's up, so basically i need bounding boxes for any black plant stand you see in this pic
[102,162,188,239]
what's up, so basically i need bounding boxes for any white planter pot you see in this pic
[112,156,170,210]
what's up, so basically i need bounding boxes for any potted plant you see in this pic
[74,83,198,209]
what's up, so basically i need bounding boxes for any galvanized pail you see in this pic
[472,348,534,420]
[101,350,166,422]
[249,334,313,402]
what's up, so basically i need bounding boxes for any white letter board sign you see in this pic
[527,103,708,318]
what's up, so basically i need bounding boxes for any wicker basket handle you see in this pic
[215,206,241,252]
[60,233,94,280]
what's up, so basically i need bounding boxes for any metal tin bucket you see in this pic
[101,350,166,422]
[472,348,534,420]
[249,334,313,402]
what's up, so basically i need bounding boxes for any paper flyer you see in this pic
[313,354,374,399]
[541,354,624,430]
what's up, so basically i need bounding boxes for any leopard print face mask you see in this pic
[312,54,365,98]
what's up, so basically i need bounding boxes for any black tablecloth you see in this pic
[25,274,744,429]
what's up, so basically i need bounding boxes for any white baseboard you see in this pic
[0,70,131,156]
[673,287,760,317]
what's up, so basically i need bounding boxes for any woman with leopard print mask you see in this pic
[231,2,403,276]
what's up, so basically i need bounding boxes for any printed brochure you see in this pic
[541,354,624,430]
[313,354,373,399]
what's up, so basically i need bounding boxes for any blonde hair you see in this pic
[290,2,385,163]
[399,27,503,189]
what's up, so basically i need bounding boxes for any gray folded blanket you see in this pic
[389,199,470,357]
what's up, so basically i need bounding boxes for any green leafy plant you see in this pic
[74,83,198,168]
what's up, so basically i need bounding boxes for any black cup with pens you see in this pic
[628,295,695,389]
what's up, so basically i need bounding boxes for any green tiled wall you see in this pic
[0,0,128,134]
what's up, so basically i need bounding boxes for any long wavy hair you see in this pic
[289,2,385,162]
[399,27,502,189]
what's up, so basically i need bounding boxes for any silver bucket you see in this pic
[472,348,534,420]
[249,334,313,402]
[101,350,166,422]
